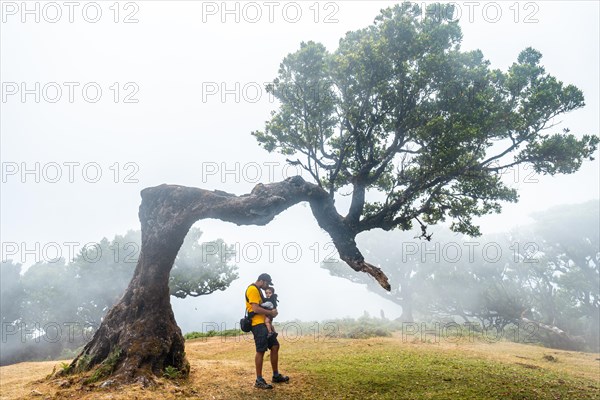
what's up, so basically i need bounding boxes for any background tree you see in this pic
[68,232,140,327]
[323,228,527,328]
[418,232,527,330]
[62,2,597,384]
[0,260,26,365]
[1,260,24,326]
[324,201,598,351]
[20,258,73,326]
[169,228,238,298]
[0,228,236,367]
[520,201,599,350]
[322,228,432,322]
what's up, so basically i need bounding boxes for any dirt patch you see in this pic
[515,362,542,370]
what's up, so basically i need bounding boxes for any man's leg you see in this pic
[252,324,273,389]
[269,338,289,383]
[255,351,265,378]
[270,344,279,374]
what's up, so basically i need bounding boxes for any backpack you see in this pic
[240,284,263,332]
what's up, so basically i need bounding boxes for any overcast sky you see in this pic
[1,1,598,331]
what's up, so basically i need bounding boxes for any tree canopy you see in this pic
[253,2,598,239]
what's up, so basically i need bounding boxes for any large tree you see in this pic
[61,3,597,385]
[59,227,237,383]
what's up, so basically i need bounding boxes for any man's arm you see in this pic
[251,303,278,317]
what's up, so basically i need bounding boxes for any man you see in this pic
[245,273,290,389]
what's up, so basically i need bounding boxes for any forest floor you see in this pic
[1,333,599,399]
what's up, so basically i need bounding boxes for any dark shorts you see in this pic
[251,323,279,353]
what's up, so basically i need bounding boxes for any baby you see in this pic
[260,287,279,338]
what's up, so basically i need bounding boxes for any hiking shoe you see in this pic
[272,373,289,383]
[255,378,273,389]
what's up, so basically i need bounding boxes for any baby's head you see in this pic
[265,287,275,298]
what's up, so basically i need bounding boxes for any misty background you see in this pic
[2,200,598,364]
[1,1,599,364]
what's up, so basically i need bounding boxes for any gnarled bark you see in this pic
[64,176,390,384]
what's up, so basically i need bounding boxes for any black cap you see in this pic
[257,273,273,285]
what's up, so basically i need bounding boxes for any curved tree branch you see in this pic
[142,176,391,291]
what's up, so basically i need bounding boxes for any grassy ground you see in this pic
[1,333,599,399]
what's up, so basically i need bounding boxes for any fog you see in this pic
[2,199,598,364]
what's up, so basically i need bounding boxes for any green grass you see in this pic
[288,340,599,400]
[184,328,243,340]
[9,335,600,399]
[178,318,598,399]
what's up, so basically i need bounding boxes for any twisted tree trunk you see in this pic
[64,177,390,384]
